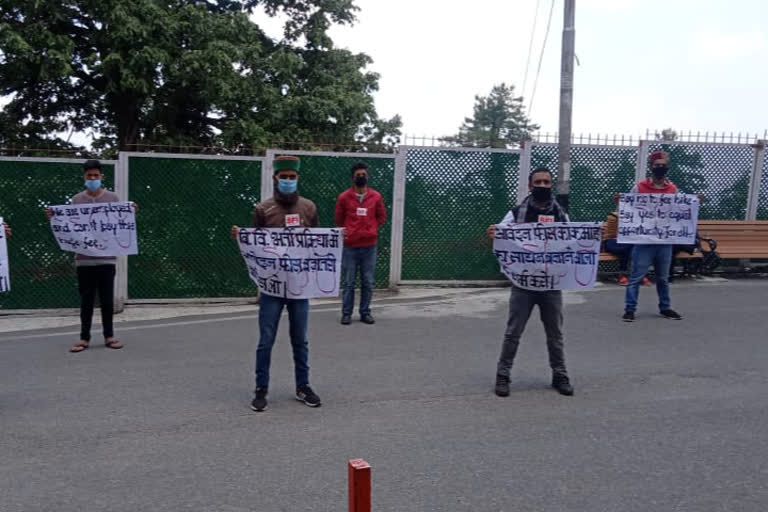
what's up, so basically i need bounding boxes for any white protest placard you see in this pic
[493,222,602,291]
[49,202,138,256]
[237,227,343,299]
[618,193,699,245]
[0,217,10,292]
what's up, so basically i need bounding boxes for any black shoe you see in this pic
[296,385,321,407]
[660,309,682,320]
[360,314,375,325]
[251,387,268,412]
[494,374,510,397]
[552,374,574,396]
[341,314,351,325]
[622,311,635,322]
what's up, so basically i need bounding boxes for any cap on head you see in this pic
[83,159,102,172]
[648,151,669,166]
[273,155,300,174]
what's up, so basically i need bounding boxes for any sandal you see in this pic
[104,339,124,349]
[70,341,89,353]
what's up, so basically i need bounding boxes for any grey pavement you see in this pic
[1,279,767,512]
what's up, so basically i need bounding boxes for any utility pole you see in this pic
[558,0,575,189]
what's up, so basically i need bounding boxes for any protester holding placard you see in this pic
[334,162,387,326]
[230,155,322,412]
[486,167,574,397]
[602,197,651,286]
[43,160,138,352]
[621,151,685,322]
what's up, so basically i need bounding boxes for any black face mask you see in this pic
[354,176,368,187]
[531,186,552,202]
[652,166,669,179]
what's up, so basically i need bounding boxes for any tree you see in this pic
[712,171,749,220]
[0,0,400,154]
[442,83,538,149]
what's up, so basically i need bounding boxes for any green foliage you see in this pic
[442,83,538,149]
[0,0,400,153]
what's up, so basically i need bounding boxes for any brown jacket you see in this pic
[252,196,319,228]
[602,211,619,240]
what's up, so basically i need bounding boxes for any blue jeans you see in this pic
[255,294,309,390]
[624,244,673,313]
[341,246,377,316]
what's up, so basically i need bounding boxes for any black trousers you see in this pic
[77,265,116,341]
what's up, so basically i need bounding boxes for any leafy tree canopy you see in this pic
[442,83,537,149]
[0,0,400,154]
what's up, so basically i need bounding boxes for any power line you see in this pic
[527,0,556,117]
[520,0,542,100]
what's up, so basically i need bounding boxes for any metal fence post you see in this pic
[635,140,650,183]
[517,141,532,203]
[261,149,276,202]
[114,152,129,312]
[388,146,407,289]
[746,140,766,220]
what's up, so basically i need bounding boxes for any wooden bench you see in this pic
[600,249,700,262]
[695,220,768,259]
[600,220,768,263]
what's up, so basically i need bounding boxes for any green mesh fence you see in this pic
[402,149,520,280]
[127,156,262,299]
[530,144,637,222]
[1,145,761,308]
[758,150,768,220]
[646,143,753,220]
[0,159,115,309]
[273,153,394,289]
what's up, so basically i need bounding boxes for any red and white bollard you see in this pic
[348,459,371,512]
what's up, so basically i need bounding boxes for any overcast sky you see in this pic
[316,0,768,139]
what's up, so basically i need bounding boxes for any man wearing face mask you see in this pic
[44,160,138,352]
[334,162,387,325]
[487,167,574,397]
[231,155,321,412]
[622,151,683,322]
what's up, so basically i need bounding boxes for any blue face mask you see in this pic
[85,179,102,192]
[277,178,297,195]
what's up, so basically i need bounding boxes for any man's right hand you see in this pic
[487,224,497,240]
[44,208,54,219]
[231,225,239,240]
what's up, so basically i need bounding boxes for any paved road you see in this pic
[1,280,767,512]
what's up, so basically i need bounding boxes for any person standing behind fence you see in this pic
[487,167,574,397]
[230,155,322,412]
[44,160,138,352]
[335,163,387,326]
[622,151,683,322]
